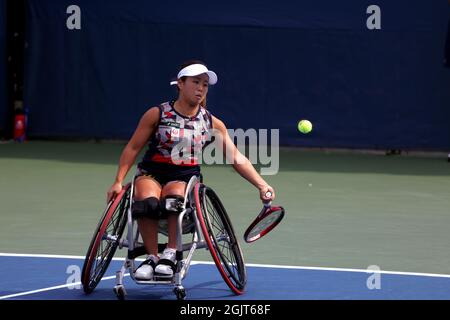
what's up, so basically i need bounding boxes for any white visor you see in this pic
[169,64,218,86]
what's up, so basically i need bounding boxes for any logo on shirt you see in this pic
[161,120,181,128]
[171,127,180,139]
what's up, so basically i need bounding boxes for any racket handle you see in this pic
[264,191,272,207]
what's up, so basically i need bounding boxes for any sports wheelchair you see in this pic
[80,173,247,300]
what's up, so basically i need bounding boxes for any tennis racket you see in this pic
[243,191,285,243]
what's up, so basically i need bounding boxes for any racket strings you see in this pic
[245,207,284,243]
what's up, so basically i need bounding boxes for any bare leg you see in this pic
[134,176,162,256]
[161,181,187,249]
[137,219,159,256]
[166,214,178,249]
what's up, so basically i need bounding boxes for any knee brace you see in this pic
[132,197,161,219]
[160,195,185,218]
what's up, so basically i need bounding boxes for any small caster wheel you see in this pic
[174,287,186,300]
[113,285,127,300]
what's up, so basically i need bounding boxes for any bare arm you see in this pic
[107,107,159,201]
[212,116,275,201]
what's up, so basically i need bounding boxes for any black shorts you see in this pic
[137,161,201,186]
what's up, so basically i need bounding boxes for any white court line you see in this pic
[188,261,450,279]
[243,263,450,279]
[0,274,130,300]
[0,252,125,261]
[1,252,450,300]
[2,252,450,278]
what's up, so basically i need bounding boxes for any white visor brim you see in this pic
[169,64,218,86]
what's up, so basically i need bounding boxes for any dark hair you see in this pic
[174,59,209,108]
[178,59,208,72]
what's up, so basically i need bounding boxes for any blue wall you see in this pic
[0,0,7,137]
[24,0,450,150]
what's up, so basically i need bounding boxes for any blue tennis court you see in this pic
[2,254,450,300]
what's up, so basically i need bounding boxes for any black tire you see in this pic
[114,286,126,300]
[174,287,186,300]
[194,183,247,294]
[81,184,130,294]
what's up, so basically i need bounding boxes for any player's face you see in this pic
[179,74,209,106]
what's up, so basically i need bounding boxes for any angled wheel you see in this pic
[81,183,130,294]
[194,183,247,295]
[174,286,186,300]
[113,285,127,300]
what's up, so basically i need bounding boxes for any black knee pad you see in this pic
[160,195,185,218]
[132,197,161,220]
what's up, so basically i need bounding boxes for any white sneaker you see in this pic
[134,255,159,280]
[154,248,177,278]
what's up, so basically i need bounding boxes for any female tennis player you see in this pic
[106,60,275,280]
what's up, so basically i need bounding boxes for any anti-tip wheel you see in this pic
[174,287,186,300]
[113,285,127,300]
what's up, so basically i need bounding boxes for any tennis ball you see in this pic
[298,120,312,134]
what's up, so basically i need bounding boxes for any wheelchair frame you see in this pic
[81,173,247,300]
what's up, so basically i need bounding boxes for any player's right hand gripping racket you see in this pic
[244,192,285,243]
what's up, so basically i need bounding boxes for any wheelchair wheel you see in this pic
[194,183,247,295]
[81,183,130,294]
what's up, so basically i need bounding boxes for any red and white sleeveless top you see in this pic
[141,101,213,166]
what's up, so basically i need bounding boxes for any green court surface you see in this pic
[1,141,449,275]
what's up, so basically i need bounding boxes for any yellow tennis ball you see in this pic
[298,120,312,134]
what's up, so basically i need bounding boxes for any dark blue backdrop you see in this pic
[22,0,450,150]
[0,0,7,137]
